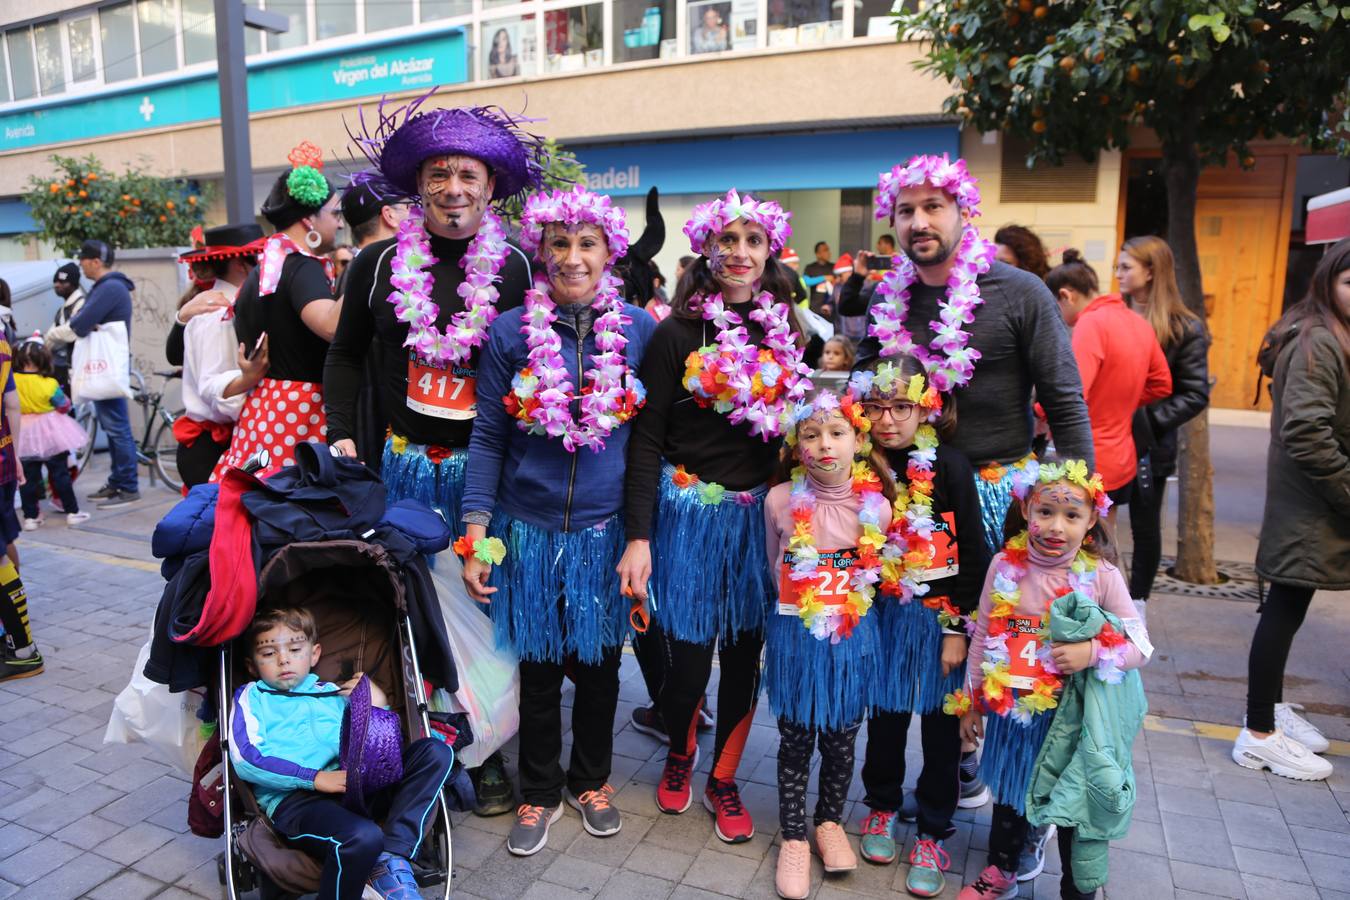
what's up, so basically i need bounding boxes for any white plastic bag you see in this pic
[104,638,207,777]
[71,320,132,402]
[429,554,520,768]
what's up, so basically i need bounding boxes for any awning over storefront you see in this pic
[1306,186,1350,245]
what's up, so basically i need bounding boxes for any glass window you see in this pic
[484,0,530,11]
[613,0,674,63]
[182,0,216,63]
[137,0,178,76]
[32,20,64,95]
[855,0,910,36]
[317,0,358,39]
[689,0,756,54]
[266,0,309,51]
[543,4,602,72]
[246,25,261,55]
[68,18,98,82]
[100,3,139,82]
[5,29,37,101]
[767,0,840,47]
[422,0,471,21]
[0,43,10,102]
[482,15,535,79]
[366,0,412,32]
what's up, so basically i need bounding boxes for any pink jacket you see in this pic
[764,474,891,576]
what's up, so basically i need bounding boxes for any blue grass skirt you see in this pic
[485,511,628,665]
[979,709,1056,814]
[871,598,965,714]
[764,608,879,731]
[382,437,468,543]
[972,454,1036,555]
[649,463,773,644]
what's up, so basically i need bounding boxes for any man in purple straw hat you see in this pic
[325,93,544,817]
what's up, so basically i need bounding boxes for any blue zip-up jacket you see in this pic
[229,673,345,817]
[70,271,134,338]
[462,300,656,533]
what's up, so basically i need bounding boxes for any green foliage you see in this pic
[23,154,209,255]
[895,0,1350,166]
[498,138,587,221]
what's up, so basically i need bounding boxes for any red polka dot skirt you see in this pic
[212,378,327,481]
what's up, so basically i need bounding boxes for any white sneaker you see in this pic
[20,518,40,531]
[1232,728,1333,781]
[65,511,91,525]
[1274,703,1330,753]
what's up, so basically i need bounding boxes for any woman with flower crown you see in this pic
[223,142,344,473]
[848,354,989,898]
[760,389,893,898]
[618,189,810,844]
[459,185,655,858]
[949,459,1150,900]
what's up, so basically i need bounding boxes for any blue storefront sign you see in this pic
[572,126,960,196]
[0,27,465,153]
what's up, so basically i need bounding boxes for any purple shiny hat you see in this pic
[339,676,404,814]
[346,88,546,203]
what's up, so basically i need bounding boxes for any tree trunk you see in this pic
[1161,134,1220,584]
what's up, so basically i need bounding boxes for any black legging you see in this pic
[0,559,32,650]
[989,804,1095,899]
[1126,462,1167,600]
[777,718,861,840]
[660,629,761,783]
[1245,582,1315,733]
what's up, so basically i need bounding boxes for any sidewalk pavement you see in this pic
[0,419,1346,899]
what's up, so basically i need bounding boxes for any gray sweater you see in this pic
[853,261,1093,468]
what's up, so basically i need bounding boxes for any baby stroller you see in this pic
[216,537,454,899]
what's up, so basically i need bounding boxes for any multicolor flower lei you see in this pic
[505,273,645,452]
[389,205,510,367]
[453,535,507,565]
[1012,458,1113,515]
[682,293,811,441]
[785,460,888,643]
[868,155,999,392]
[683,188,792,255]
[670,465,757,507]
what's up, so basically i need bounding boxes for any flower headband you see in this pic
[875,154,982,222]
[786,390,872,452]
[1011,458,1112,514]
[848,364,944,422]
[285,141,329,207]
[684,188,792,256]
[519,185,630,265]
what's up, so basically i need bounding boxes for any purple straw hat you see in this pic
[339,676,404,814]
[346,89,546,203]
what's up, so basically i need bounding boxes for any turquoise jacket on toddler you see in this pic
[229,673,346,816]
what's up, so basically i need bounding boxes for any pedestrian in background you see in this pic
[14,339,89,529]
[1232,237,1350,783]
[1115,236,1210,607]
[45,263,88,390]
[994,224,1050,280]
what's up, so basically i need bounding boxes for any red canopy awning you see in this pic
[1306,186,1350,245]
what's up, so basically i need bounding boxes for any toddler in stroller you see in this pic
[228,602,454,900]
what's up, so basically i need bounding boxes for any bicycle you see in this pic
[73,368,185,493]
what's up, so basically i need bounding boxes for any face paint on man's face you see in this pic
[419,156,491,234]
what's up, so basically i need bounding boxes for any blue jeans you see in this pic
[94,397,138,492]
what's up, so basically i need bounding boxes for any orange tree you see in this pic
[897,0,1350,583]
[23,154,207,256]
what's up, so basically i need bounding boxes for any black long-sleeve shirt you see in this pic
[846,261,1093,469]
[322,232,532,447]
[624,306,786,541]
[884,442,991,616]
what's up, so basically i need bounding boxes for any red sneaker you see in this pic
[656,746,699,814]
[703,777,754,843]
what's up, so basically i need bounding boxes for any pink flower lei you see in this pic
[681,293,811,441]
[388,205,510,366]
[504,188,645,453]
[683,188,792,255]
[868,154,999,392]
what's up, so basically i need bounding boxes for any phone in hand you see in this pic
[868,253,894,270]
[245,332,266,361]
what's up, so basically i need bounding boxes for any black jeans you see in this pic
[989,804,1096,899]
[631,623,665,711]
[777,718,861,840]
[1126,460,1167,600]
[1245,582,1315,733]
[176,433,230,490]
[862,709,961,838]
[19,454,78,518]
[660,630,762,783]
[271,738,454,900]
[518,646,622,807]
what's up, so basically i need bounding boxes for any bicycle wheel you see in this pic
[73,403,98,476]
[152,417,183,493]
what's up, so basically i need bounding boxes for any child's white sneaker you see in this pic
[21,517,40,531]
[1274,703,1330,753]
[66,511,91,525]
[1232,728,1332,781]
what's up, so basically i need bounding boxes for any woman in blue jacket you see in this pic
[460,186,655,858]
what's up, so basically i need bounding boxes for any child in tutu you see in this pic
[14,338,89,529]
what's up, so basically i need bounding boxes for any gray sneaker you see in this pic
[567,784,622,837]
[507,804,563,856]
[86,483,117,500]
[97,489,141,509]
[1016,823,1055,881]
[958,771,991,809]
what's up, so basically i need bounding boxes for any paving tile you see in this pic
[1100,847,1177,900]
[596,868,676,900]
[1232,842,1311,883]
[98,774,189,827]
[624,844,695,882]
[0,836,82,885]
[128,832,218,883]
[565,813,653,867]
[1238,874,1319,900]
[1111,817,1166,857]
[1156,783,1222,820]
[523,882,592,900]
[1218,798,1296,853]
[1211,772,1278,807]
[51,815,125,851]
[86,868,168,900]
[456,846,560,899]
[542,853,616,896]
[1160,810,1236,868]
[17,782,122,835]
[9,848,121,900]
[173,858,224,897]
[0,823,42,859]
[1302,848,1350,890]
[1289,823,1350,857]
[1269,780,1350,833]
[90,821,178,866]
[680,847,760,896]
[1168,859,1247,898]
[449,822,504,870]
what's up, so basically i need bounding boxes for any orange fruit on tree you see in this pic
[66,179,75,187]
[188,196,197,205]
[1242,155,1256,167]
[1127,63,1142,83]
[166,200,175,210]
[1009,55,1021,67]
[78,190,88,198]
[1007,11,1021,25]
[1032,119,1047,133]
[83,211,91,217]
[1059,56,1076,72]
[132,199,140,206]
[1033,5,1047,19]
[1017,0,1032,11]
[159,214,168,222]
[950,22,962,35]
[49,184,59,193]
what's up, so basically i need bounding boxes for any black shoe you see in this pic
[631,705,668,741]
[97,490,141,509]
[473,751,514,817]
[86,483,117,500]
[1,648,44,682]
